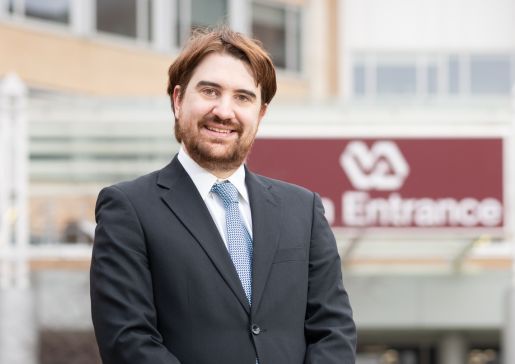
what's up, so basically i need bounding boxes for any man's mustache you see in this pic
[199,115,242,132]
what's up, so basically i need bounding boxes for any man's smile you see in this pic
[205,125,233,134]
[201,120,240,139]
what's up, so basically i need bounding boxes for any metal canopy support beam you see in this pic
[340,233,363,270]
[451,235,490,273]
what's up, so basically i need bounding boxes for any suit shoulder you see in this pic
[100,169,160,198]
[253,173,315,199]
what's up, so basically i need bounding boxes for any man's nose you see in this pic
[211,96,236,120]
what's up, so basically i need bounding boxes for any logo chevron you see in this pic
[340,141,410,191]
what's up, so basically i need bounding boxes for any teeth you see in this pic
[207,126,231,134]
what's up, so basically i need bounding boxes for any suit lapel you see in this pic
[246,170,282,314]
[158,157,250,313]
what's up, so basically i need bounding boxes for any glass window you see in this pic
[175,0,228,46]
[252,2,287,69]
[353,64,366,96]
[97,0,137,38]
[352,53,512,99]
[448,55,460,94]
[427,64,438,94]
[7,0,70,24]
[376,64,416,95]
[191,0,227,30]
[95,0,151,40]
[175,0,182,46]
[252,2,302,71]
[470,55,512,94]
[26,0,70,23]
[289,7,302,72]
[147,0,153,41]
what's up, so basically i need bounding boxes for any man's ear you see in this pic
[172,85,182,118]
[259,103,268,120]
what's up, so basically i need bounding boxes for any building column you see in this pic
[229,0,250,35]
[0,287,37,364]
[306,0,331,101]
[152,0,173,51]
[71,0,94,36]
[438,333,467,364]
[0,73,36,364]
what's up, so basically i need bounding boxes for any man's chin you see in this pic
[200,152,240,166]
[188,145,239,169]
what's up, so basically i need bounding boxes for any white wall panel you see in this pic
[344,0,515,51]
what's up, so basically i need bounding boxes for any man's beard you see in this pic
[175,115,256,173]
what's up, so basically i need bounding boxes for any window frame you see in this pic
[469,54,514,95]
[350,52,515,100]
[251,0,303,73]
[0,0,304,75]
[3,0,73,28]
[92,0,152,43]
[173,0,244,49]
[375,57,418,96]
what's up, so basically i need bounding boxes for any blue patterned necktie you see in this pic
[211,181,253,305]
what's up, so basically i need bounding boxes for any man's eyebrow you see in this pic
[196,80,257,100]
[196,80,221,89]
[235,89,257,100]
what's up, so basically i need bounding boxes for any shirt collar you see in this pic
[177,146,249,203]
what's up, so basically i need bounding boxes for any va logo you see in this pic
[340,141,410,191]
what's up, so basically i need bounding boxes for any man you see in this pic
[90,26,356,364]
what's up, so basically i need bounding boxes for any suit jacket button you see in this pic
[251,324,261,335]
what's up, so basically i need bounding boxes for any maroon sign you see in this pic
[247,138,504,229]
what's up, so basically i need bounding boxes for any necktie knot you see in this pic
[211,181,239,208]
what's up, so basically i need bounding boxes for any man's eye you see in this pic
[236,94,251,102]
[202,88,218,97]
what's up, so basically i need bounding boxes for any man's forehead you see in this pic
[188,53,260,91]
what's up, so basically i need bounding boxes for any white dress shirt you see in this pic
[177,146,253,248]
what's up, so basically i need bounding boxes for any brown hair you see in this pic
[167,26,277,110]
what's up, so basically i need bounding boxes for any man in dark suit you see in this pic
[90,26,356,364]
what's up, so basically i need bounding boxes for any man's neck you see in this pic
[180,146,241,180]
[210,168,238,180]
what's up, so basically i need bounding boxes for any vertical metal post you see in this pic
[503,84,515,364]
[0,73,35,364]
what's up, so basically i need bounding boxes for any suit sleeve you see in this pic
[304,193,357,364]
[90,186,181,364]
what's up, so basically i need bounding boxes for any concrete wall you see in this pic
[34,270,93,330]
[345,271,511,330]
[30,268,511,332]
[0,24,172,96]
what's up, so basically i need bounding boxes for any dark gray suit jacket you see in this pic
[90,156,356,364]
